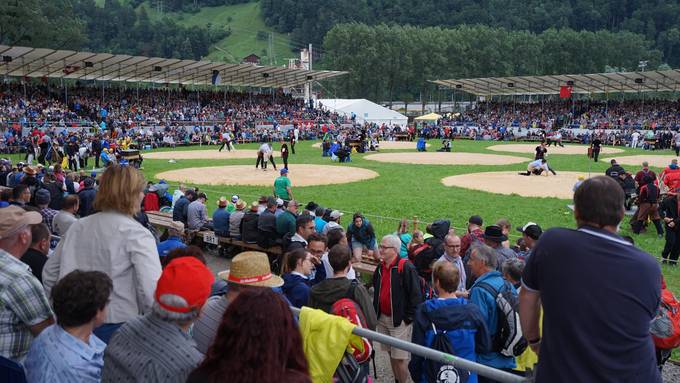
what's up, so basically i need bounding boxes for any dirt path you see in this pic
[156,164,379,187]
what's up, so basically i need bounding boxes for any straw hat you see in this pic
[218,251,283,288]
[23,166,37,176]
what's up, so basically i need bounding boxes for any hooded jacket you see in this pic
[308,277,377,330]
[282,273,310,309]
[409,298,490,383]
[346,215,376,249]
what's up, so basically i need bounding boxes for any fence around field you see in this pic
[290,307,528,383]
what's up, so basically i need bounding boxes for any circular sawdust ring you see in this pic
[364,152,527,165]
[311,141,429,149]
[604,154,679,169]
[144,149,277,160]
[487,143,623,155]
[156,164,379,187]
[442,171,586,199]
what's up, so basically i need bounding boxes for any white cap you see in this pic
[330,210,344,220]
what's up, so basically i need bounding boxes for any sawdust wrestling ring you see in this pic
[442,171,585,199]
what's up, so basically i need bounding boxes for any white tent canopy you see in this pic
[316,99,407,127]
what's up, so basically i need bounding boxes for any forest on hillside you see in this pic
[0,0,229,60]
[261,0,680,68]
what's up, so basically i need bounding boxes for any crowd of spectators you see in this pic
[0,155,672,382]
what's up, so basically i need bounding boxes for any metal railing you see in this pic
[290,307,528,383]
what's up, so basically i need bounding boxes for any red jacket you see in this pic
[663,167,680,192]
[143,192,159,212]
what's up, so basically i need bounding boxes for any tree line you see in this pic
[320,23,663,102]
[0,0,229,61]
[261,0,680,68]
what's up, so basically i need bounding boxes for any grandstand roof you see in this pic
[431,69,680,96]
[0,45,346,88]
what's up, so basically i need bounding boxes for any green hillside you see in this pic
[144,1,296,66]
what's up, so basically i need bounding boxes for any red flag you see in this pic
[559,85,572,99]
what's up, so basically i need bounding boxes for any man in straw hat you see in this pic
[212,197,231,237]
[192,251,283,354]
[0,206,54,361]
[103,257,214,383]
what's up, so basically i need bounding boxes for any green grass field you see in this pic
[126,139,680,292]
[8,138,680,358]
[144,1,296,65]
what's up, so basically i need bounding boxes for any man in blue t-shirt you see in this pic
[157,221,187,258]
[520,176,661,383]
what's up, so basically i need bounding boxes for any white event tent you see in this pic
[316,99,407,127]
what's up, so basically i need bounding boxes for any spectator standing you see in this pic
[468,244,517,377]
[520,176,662,382]
[77,177,97,217]
[187,289,310,383]
[515,222,542,260]
[192,251,283,354]
[372,234,424,383]
[21,223,50,283]
[631,175,664,237]
[10,184,31,207]
[52,195,79,237]
[35,189,58,233]
[0,206,54,361]
[309,244,376,329]
[460,215,484,258]
[43,165,162,344]
[102,257,214,383]
[482,225,517,267]
[281,248,314,308]
[437,234,466,295]
[409,261,490,383]
[634,161,656,190]
[24,271,112,383]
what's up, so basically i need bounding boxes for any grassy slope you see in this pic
[144,1,296,66]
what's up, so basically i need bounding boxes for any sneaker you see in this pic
[658,234,664,239]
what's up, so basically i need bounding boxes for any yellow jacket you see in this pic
[299,307,364,383]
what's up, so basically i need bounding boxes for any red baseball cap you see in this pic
[155,257,214,313]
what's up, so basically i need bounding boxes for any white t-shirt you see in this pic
[259,143,272,155]
[321,252,356,280]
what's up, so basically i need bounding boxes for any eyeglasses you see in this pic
[378,245,396,250]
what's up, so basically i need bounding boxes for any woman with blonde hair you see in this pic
[42,164,162,343]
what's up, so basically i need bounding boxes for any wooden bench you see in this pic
[146,211,283,257]
[353,254,379,277]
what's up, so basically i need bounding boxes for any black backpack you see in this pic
[424,323,471,383]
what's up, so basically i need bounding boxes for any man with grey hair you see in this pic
[372,234,423,383]
[0,206,54,362]
[438,234,466,296]
[468,244,517,374]
[102,257,214,383]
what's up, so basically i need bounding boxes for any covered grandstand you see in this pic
[0,45,346,88]
[431,69,680,96]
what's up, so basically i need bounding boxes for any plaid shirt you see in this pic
[40,207,59,234]
[0,249,53,362]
